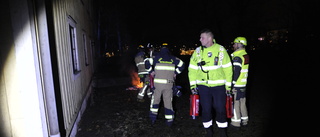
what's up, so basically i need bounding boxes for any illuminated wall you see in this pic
[0,0,97,136]
[0,0,47,136]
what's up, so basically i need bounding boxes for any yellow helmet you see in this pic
[162,43,168,46]
[160,43,169,48]
[138,45,144,49]
[234,37,247,46]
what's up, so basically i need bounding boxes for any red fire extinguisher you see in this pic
[190,92,200,119]
[226,92,233,118]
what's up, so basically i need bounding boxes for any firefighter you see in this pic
[230,37,249,128]
[145,43,185,127]
[146,43,156,93]
[188,29,232,137]
[135,45,152,102]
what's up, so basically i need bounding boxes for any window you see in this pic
[83,33,89,66]
[68,16,80,74]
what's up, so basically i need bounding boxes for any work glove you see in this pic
[231,88,237,94]
[190,85,196,90]
[191,87,198,95]
[173,85,182,97]
[225,90,231,95]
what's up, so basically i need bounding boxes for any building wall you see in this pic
[51,0,97,135]
[0,0,97,136]
[0,0,48,136]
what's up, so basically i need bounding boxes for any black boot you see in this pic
[219,128,227,137]
[205,126,213,137]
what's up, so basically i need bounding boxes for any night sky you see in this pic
[98,0,319,48]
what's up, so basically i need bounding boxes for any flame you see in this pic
[131,71,143,89]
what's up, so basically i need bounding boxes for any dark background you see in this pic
[97,0,319,51]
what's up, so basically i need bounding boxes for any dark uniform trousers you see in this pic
[198,85,227,128]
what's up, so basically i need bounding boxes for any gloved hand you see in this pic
[190,85,196,94]
[226,90,232,95]
[173,86,182,97]
[191,88,198,95]
[231,88,237,94]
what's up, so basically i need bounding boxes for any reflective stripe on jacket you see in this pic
[154,63,175,84]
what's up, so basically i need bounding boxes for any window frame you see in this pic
[68,16,81,74]
[82,33,89,66]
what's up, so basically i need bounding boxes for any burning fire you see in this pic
[130,71,143,89]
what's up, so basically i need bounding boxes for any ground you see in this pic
[76,47,315,137]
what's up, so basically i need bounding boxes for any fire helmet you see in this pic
[162,43,168,47]
[159,43,169,49]
[146,43,153,48]
[233,37,247,46]
[138,45,144,49]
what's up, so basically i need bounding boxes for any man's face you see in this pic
[233,43,241,50]
[200,33,211,47]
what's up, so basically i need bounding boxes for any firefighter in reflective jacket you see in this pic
[188,29,232,137]
[230,37,249,128]
[135,45,152,102]
[145,45,185,127]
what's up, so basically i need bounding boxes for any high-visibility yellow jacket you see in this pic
[231,49,249,88]
[188,43,233,90]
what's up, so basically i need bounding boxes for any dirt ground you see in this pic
[76,47,315,137]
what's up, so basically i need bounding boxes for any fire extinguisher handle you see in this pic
[191,88,199,95]
[226,90,232,95]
